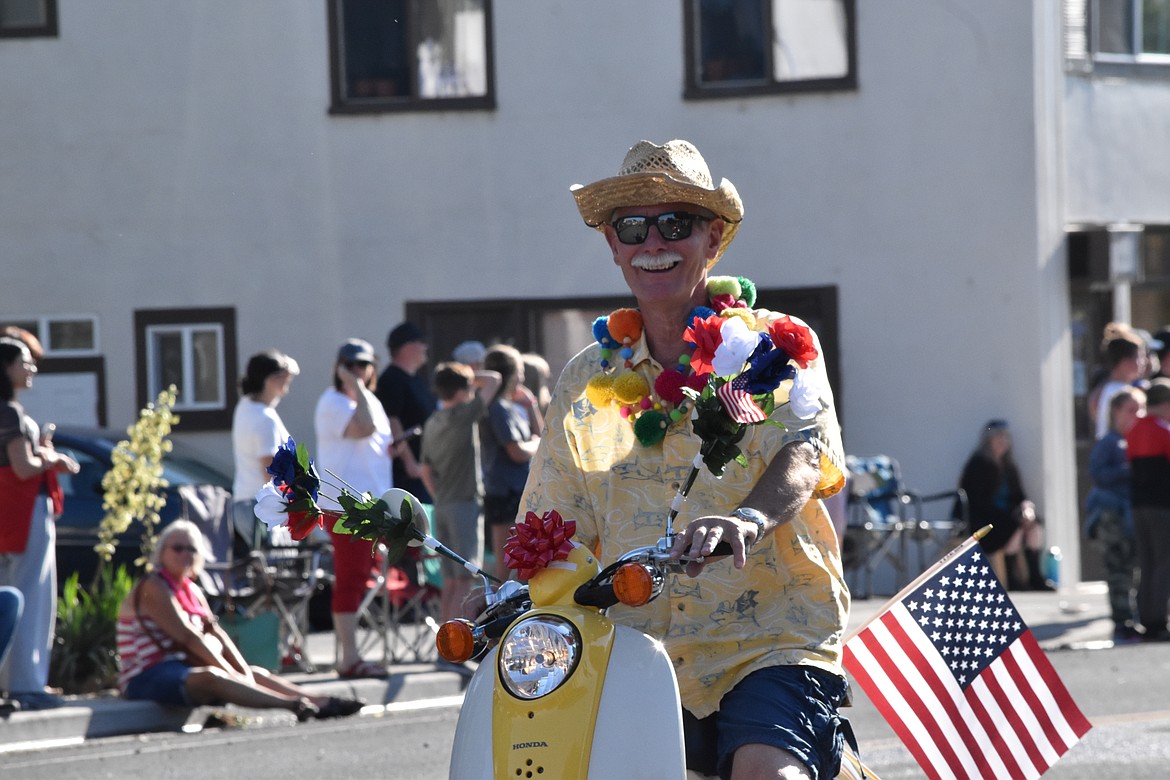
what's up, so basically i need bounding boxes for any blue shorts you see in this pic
[682,665,850,780]
[124,659,194,707]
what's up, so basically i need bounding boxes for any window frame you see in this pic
[1,314,100,357]
[1068,0,1170,76]
[326,0,497,116]
[405,285,841,416]
[133,307,237,431]
[683,0,858,100]
[0,0,57,38]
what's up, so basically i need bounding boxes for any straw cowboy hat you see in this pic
[570,139,744,268]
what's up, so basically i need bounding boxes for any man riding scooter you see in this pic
[519,139,852,780]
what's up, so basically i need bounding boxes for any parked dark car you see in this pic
[51,427,235,590]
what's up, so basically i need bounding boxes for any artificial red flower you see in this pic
[684,314,725,376]
[504,510,577,581]
[709,293,747,312]
[287,509,326,541]
[768,316,819,369]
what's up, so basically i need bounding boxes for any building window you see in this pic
[1097,0,1170,55]
[0,0,57,38]
[328,0,495,114]
[1,315,98,357]
[684,0,856,99]
[1067,0,1170,72]
[134,307,237,431]
[405,285,841,409]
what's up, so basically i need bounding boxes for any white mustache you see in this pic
[631,251,683,271]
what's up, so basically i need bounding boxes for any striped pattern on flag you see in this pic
[715,375,767,423]
[843,546,1091,780]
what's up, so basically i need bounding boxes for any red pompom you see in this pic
[654,369,687,405]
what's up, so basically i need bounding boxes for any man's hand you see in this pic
[670,514,758,577]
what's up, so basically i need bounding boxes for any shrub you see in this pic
[49,565,134,694]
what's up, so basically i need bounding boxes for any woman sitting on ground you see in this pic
[117,519,362,720]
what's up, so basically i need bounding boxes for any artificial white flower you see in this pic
[254,482,291,529]
[788,369,824,420]
[712,316,757,377]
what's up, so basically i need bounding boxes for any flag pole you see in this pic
[844,524,992,642]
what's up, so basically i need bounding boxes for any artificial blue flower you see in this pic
[743,334,796,394]
[266,437,300,489]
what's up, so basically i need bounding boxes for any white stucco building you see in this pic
[3,1,1169,587]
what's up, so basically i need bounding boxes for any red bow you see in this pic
[504,510,577,581]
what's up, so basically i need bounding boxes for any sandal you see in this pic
[316,696,365,719]
[293,699,319,723]
[338,660,390,680]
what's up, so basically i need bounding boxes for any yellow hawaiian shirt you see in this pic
[520,309,849,718]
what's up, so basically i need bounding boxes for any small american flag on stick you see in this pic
[843,531,1091,779]
[715,375,767,423]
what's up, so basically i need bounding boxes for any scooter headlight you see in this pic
[498,615,580,699]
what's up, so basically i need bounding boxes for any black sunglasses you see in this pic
[346,360,373,370]
[611,211,709,245]
[169,544,198,554]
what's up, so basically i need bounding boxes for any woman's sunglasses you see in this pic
[168,544,199,554]
[611,212,708,245]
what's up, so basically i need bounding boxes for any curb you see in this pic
[0,664,470,755]
[1,584,1113,755]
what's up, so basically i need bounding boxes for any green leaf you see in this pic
[382,534,410,567]
[296,441,312,470]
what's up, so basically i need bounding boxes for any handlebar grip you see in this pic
[710,540,733,558]
[573,582,620,610]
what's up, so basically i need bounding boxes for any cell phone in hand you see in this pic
[392,426,422,446]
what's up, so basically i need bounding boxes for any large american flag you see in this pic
[715,375,767,423]
[843,540,1091,779]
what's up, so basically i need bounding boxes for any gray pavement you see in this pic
[0,581,1116,755]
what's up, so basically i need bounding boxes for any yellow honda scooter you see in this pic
[437,524,875,780]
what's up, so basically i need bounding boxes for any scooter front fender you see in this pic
[448,623,687,779]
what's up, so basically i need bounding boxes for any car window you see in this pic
[162,453,232,489]
[54,447,105,502]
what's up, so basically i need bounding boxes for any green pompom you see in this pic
[633,411,668,447]
[737,276,757,308]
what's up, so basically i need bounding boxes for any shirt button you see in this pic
[675,657,684,666]
[677,603,685,611]
[671,482,680,490]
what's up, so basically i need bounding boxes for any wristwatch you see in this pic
[730,507,768,544]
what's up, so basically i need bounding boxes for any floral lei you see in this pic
[584,274,822,463]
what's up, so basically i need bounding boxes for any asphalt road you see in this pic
[5,644,1170,779]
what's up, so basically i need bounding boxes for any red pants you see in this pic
[329,528,378,613]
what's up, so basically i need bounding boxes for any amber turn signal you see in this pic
[436,619,476,662]
[613,563,654,607]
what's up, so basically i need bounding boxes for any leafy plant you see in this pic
[49,565,134,694]
[93,385,179,581]
[52,389,178,693]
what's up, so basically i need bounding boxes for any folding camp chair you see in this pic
[179,485,280,668]
[842,455,967,599]
[260,535,330,672]
[348,544,443,666]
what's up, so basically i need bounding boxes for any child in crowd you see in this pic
[419,362,500,623]
[1126,379,1170,642]
[1085,386,1145,643]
